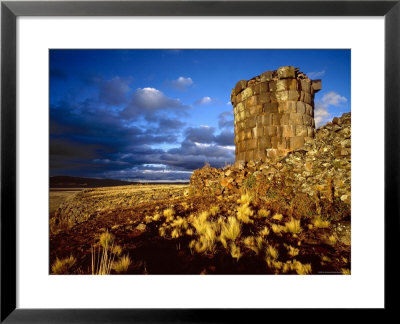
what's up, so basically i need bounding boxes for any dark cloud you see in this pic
[158,118,186,130]
[214,130,234,146]
[50,68,68,80]
[218,111,234,129]
[184,126,215,144]
[183,126,234,146]
[50,136,107,159]
[162,140,234,170]
[50,98,183,177]
[98,76,132,106]
[50,76,234,181]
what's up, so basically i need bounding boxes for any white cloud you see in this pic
[307,70,326,79]
[177,76,193,86]
[314,91,348,128]
[314,106,330,128]
[121,87,190,120]
[195,96,212,105]
[169,76,194,91]
[321,91,347,106]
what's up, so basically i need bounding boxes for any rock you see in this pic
[311,79,322,92]
[136,223,147,232]
[234,80,247,95]
[277,66,295,79]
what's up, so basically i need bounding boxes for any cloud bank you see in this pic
[50,75,234,181]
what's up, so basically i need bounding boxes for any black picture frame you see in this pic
[1,0,399,322]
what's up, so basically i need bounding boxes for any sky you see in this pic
[50,49,351,181]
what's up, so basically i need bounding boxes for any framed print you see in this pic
[1,0,399,322]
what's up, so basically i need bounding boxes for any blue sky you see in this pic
[50,49,350,181]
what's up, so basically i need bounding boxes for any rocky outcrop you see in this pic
[189,112,351,206]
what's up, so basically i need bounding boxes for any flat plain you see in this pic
[50,179,350,275]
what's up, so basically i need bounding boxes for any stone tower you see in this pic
[231,66,321,162]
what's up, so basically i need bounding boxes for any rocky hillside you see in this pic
[190,112,351,208]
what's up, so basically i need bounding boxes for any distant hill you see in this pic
[50,176,136,188]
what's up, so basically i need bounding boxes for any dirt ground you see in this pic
[49,183,350,275]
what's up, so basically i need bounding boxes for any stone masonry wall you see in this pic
[231,66,321,162]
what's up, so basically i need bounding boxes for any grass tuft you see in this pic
[285,244,299,257]
[257,209,270,218]
[112,255,131,273]
[284,218,302,234]
[312,216,330,228]
[99,231,114,249]
[266,245,279,260]
[272,213,283,221]
[163,208,175,222]
[237,203,254,223]
[210,206,220,216]
[230,243,242,261]
[51,255,76,274]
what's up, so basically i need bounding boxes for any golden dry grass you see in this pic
[51,177,350,275]
[51,255,76,274]
[312,216,330,228]
[50,184,188,233]
[284,218,302,234]
[112,255,131,273]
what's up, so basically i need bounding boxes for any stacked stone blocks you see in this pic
[231,66,321,162]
